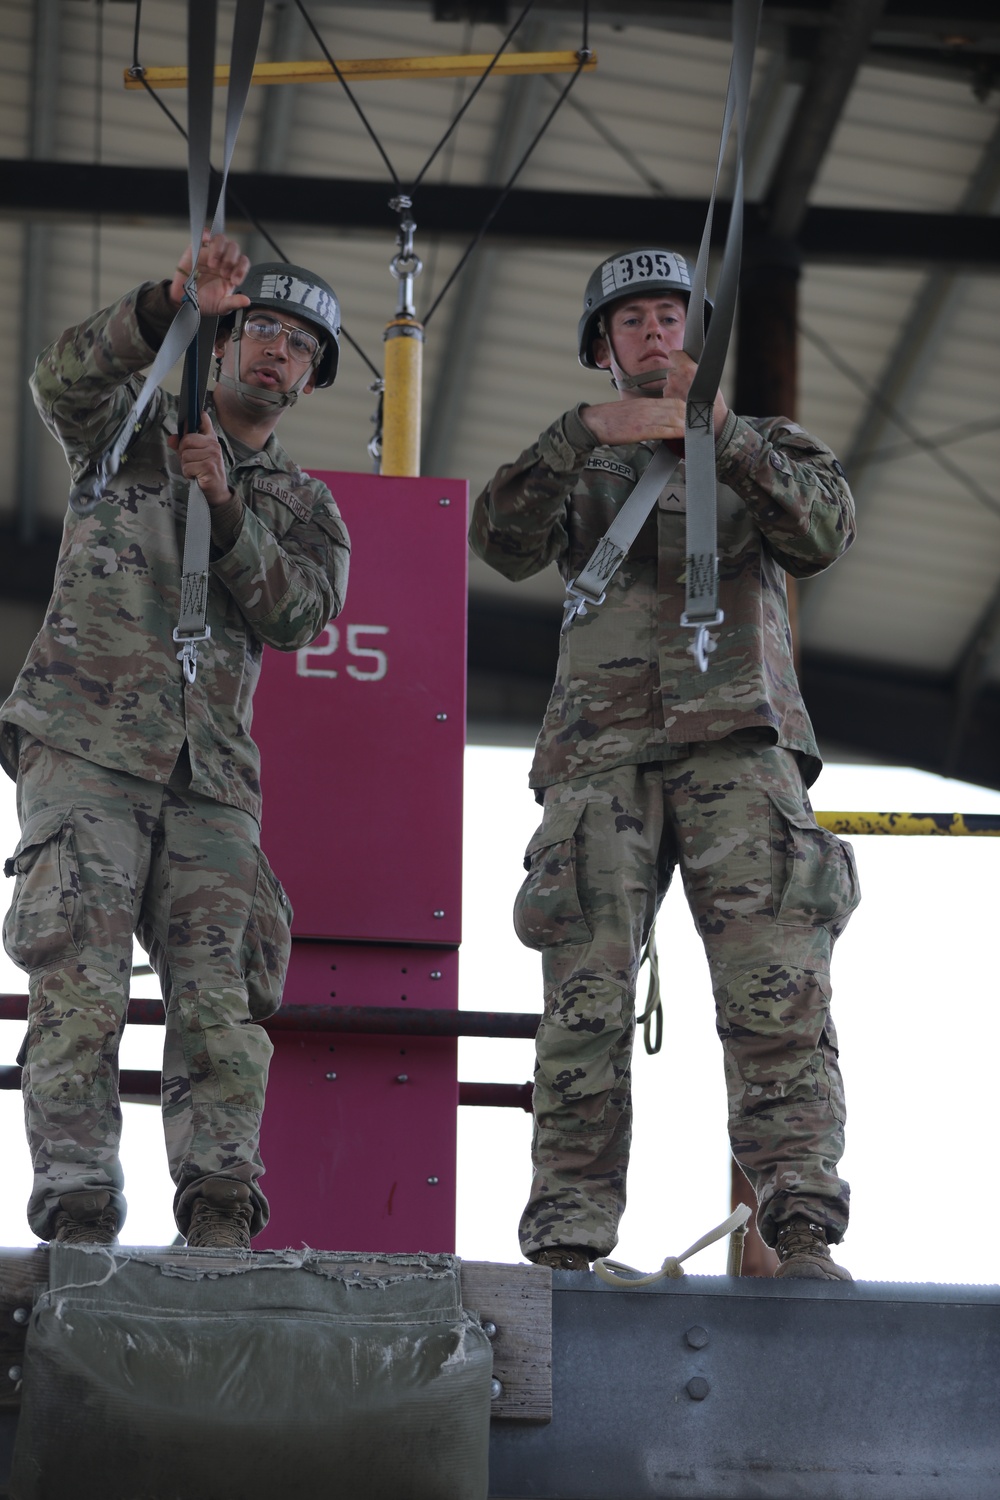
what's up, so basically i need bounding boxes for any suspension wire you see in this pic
[130,2,381,382]
[800,319,1000,523]
[542,72,669,195]
[422,50,588,327]
[420,22,474,313]
[410,0,536,191]
[292,0,401,187]
[865,415,1000,468]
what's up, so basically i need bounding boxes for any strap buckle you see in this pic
[173,625,211,685]
[68,460,110,517]
[562,581,606,633]
[680,609,724,674]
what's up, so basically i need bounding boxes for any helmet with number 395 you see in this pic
[577,248,712,370]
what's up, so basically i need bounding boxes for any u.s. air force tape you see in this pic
[254,476,311,523]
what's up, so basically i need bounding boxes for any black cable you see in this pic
[542,73,670,195]
[292,0,401,187]
[422,53,588,326]
[410,0,536,191]
[419,23,473,314]
[800,320,1000,523]
[582,0,590,56]
[130,4,381,382]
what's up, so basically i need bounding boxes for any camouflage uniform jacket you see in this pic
[470,404,855,792]
[0,282,350,821]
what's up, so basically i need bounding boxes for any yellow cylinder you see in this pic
[381,317,425,477]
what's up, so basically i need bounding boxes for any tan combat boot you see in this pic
[50,1189,119,1246]
[773,1219,851,1281]
[185,1178,254,1250]
[529,1246,592,1272]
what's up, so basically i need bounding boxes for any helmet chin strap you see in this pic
[616,366,672,391]
[216,311,318,412]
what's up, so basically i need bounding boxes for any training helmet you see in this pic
[577,249,711,370]
[234,261,341,386]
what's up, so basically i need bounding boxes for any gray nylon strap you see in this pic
[562,443,681,627]
[175,0,265,683]
[68,0,263,526]
[563,0,762,673]
[681,0,758,670]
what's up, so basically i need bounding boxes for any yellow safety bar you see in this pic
[123,50,598,90]
[816,812,1000,837]
[381,317,424,478]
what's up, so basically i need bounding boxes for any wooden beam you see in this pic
[123,50,597,90]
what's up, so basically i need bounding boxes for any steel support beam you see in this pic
[3,162,1000,267]
[800,114,1000,638]
[0,1271,998,1498]
[15,1,61,547]
[423,22,554,479]
[800,648,1000,790]
[844,114,1000,492]
[488,1274,1000,1500]
[245,1,307,266]
[766,0,889,239]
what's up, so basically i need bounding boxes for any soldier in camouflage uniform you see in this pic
[1,233,350,1249]
[471,249,860,1280]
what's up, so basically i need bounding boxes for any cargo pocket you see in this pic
[2,805,83,972]
[769,791,861,931]
[512,803,592,951]
[242,849,293,1021]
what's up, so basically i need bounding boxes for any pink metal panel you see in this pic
[254,472,467,1251]
[256,940,459,1252]
[254,472,468,946]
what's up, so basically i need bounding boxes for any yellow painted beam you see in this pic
[816,811,1000,837]
[124,50,597,90]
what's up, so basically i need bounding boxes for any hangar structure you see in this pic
[0,0,999,782]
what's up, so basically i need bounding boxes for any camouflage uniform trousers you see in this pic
[3,734,291,1241]
[513,733,860,1260]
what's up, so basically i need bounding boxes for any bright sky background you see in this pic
[1,747,998,1284]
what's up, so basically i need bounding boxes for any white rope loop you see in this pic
[593,1202,751,1288]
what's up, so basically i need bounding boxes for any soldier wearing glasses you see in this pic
[1,235,350,1249]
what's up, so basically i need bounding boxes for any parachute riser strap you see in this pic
[681,0,760,672]
[68,0,264,523]
[173,0,265,686]
[562,443,682,630]
[561,0,762,668]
